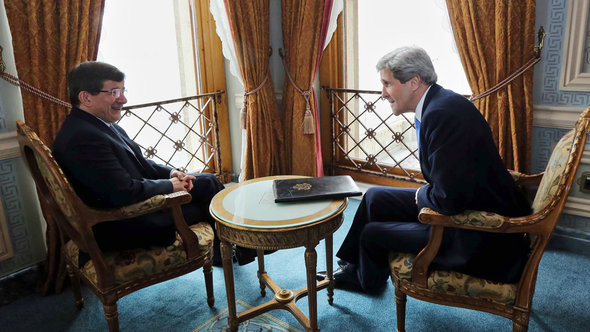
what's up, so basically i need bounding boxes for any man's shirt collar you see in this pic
[415,85,432,121]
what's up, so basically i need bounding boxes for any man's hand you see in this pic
[170,170,196,192]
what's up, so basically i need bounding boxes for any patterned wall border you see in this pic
[0,159,33,274]
[531,126,571,173]
[536,0,590,106]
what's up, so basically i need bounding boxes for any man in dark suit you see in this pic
[318,47,530,291]
[53,61,256,266]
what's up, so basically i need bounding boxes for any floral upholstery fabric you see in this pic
[389,252,517,306]
[119,195,167,218]
[63,222,214,286]
[450,210,505,229]
[532,129,575,213]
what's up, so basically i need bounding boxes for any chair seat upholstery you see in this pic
[389,252,517,306]
[64,222,214,286]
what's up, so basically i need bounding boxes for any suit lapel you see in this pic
[70,108,149,173]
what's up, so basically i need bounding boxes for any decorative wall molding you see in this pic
[560,0,590,91]
[0,131,20,161]
[537,0,590,106]
[564,196,590,218]
[533,104,585,129]
[0,198,13,261]
[0,159,34,274]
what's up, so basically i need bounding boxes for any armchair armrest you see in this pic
[95,191,193,222]
[81,191,200,283]
[410,207,538,287]
[418,207,547,233]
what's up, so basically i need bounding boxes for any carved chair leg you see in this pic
[66,263,83,309]
[513,322,528,332]
[395,287,407,332]
[513,308,530,332]
[55,250,67,294]
[36,220,59,295]
[203,254,215,307]
[102,298,119,332]
[513,312,530,332]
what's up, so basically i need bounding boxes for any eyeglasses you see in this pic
[99,88,127,98]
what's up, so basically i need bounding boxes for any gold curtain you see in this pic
[281,0,326,176]
[224,0,284,180]
[5,0,105,146]
[446,0,535,173]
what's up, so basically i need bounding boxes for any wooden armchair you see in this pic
[389,108,590,332]
[16,120,215,332]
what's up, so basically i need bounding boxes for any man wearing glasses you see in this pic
[52,61,254,266]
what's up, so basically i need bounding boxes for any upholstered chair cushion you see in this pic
[64,222,214,286]
[389,252,517,306]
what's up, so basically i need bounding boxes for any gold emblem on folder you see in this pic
[293,183,312,191]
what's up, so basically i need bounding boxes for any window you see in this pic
[353,0,470,94]
[325,0,470,184]
[97,0,232,179]
[98,0,195,104]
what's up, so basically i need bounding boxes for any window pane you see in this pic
[337,0,470,178]
[97,0,187,104]
[356,0,470,95]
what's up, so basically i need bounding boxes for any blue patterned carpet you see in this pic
[1,198,590,331]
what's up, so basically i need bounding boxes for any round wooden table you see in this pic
[209,175,347,332]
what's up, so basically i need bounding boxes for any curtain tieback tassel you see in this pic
[302,90,314,135]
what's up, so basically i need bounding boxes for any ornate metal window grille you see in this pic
[117,91,224,176]
[324,87,424,183]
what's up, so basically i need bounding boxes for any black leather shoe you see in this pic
[315,259,348,279]
[316,266,362,290]
[337,259,348,268]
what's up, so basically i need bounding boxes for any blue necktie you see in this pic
[414,117,421,149]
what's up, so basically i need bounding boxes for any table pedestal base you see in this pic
[221,237,335,332]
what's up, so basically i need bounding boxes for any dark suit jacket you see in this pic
[415,84,530,282]
[53,108,174,209]
[53,108,182,250]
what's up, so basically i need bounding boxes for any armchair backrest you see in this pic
[16,121,94,253]
[531,108,589,216]
[531,129,576,213]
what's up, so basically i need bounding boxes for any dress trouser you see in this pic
[336,186,429,291]
[93,172,224,251]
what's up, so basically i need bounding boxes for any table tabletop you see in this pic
[210,175,347,229]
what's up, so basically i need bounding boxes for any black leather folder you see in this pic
[272,175,362,203]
